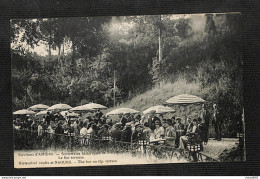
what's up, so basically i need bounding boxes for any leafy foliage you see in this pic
[11,13,242,133]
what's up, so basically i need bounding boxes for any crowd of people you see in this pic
[13,108,210,151]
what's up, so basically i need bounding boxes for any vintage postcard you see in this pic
[11,12,245,168]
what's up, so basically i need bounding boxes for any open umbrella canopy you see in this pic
[165,94,206,105]
[35,110,48,116]
[13,109,36,115]
[47,104,72,111]
[60,111,79,117]
[83,103,107,110]
[28,104,49,111]
[143,105,176,115]
[106,107,140,116]
[70,105,94,112]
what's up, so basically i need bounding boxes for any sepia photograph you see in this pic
[11,13,244,168]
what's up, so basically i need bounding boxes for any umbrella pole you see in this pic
[184,105,187,125]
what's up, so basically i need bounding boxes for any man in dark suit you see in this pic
[147,110,160,131]
[118,113,127,127]
[45,112,51,125]
[201,104,210,140]
[125,113,134,122]
[212,103,222,141]
[95,110,103,119]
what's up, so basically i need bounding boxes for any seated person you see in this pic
[164,119,176,147]
[178,119,198,150]
[131,123,145,143]
[153,120,165,139]
[197,117,207,151]
[80,122,88,137]
[111,123,122,141]
[121,122,132,143]
[98,124,110,140]
[143,122,152,141]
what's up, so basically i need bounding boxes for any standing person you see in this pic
[107,118,113,127]
[164,119,176,147]
[45,112,51,125]
[212,103,222,141]
[95,109,103,119]
[201,104,210,141]
[73,120,81,137]
[153,120,165,139]
[125,113,134,122]
[174,118,185,148]
[119,113,127,127]
[134,114,141,123]
[147,110,160,131]
[38,122,43,137]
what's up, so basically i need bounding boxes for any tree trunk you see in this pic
[62,38,65,56]
[158,15,163,86]
[113,69,116,107]
[48,45,51,59]
[58,44,61,56]
[158,17,162,62]
[72,40,76,59]
[49,33,52,59]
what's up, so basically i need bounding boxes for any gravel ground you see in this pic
[202,138,239,159]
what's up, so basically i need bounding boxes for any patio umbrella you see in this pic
[60,111,79,117]
[47,103,72,111]
[143,105,176,115]
[28,104,49,111]
[165,94,206,124]
[165,94,205,105]
[83,103,107,110]
[69,105,94,112]
[13,109,36,115]
[35,110,48,116]
[106,107,140,117]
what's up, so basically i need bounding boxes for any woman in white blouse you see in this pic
[153,120,165,139]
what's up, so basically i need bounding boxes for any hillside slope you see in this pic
[104,75,210,119]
